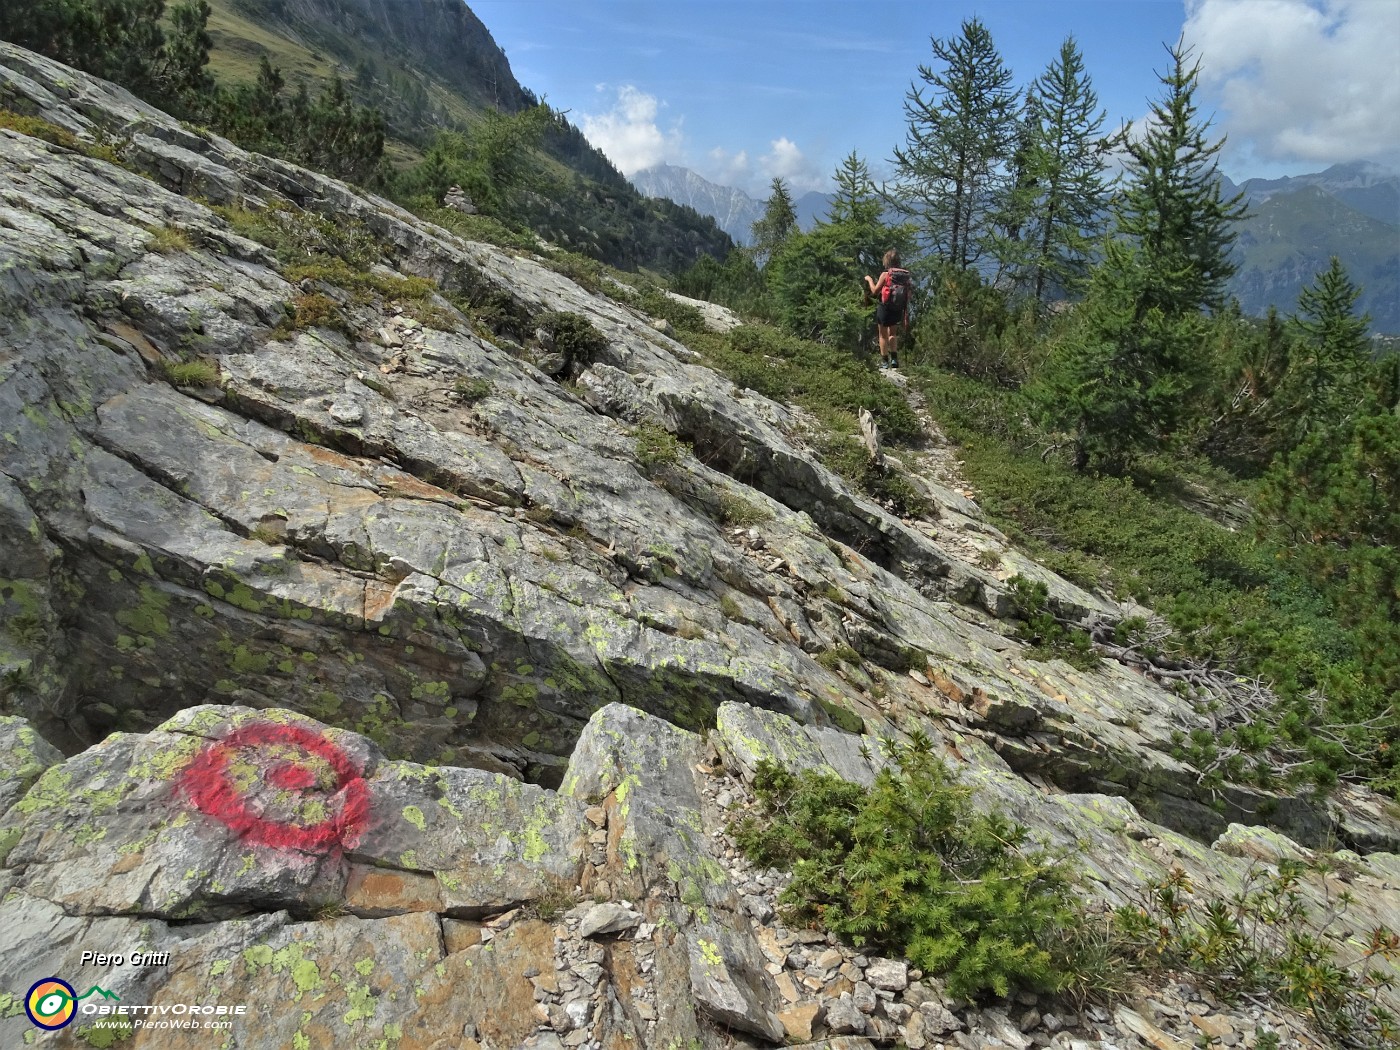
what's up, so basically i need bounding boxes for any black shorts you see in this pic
[875,303,905,327]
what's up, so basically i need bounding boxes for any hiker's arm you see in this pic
[865,272,885,293]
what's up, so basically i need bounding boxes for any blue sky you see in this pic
[474,1,1400,196]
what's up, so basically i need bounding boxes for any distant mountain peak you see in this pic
[630,164,834,245]
[1238,163,1399,227]
[630,166,761,244]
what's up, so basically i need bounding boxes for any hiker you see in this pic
[864,249,911,370]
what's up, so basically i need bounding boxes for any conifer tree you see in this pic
[828,152,910,276]
[1253,264,1397,776]
[1115,41,1247,316]
[892,17,1018,271]
[1033,41,1246,470]
[768,154,912,347]
[1272,256,1372,447]
[750,177,798,268]
[160,0,213,109]
[1033,240,1186,470]
[1,0,165,95]
[1013,36,1118,303]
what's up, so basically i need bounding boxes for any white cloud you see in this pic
[759,137,824,193]
[704,146,751,188]
[579,85,684,175]
[1183,0,1400,171]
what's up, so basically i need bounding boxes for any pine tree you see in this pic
[1,0,166,95]
[750,177,798,268]
[892,17,1018,271]
[1033,40,1245,470]
[1196,305,1295,472]
[1032,239,1191,470]
[987,96,1040,287]
[1115,41,1247,317]
[1015,36,1118,303]
[828,151,911,276]
[1272,256,1372,447]
[160,0,214,110]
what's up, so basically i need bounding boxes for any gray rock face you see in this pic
[577,901,642,938]
[2,41,1400,1050]
[2,40,1383,860]
[563,703,785,1040]
[0,716,63,816]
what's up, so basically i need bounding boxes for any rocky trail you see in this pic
[1,41,1398,1049]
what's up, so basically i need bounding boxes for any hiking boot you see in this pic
[889,355,899,369]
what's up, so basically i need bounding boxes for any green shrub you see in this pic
[819,435,930,519]
[536,310,609,370]
[730,732,1079,1000]
[634,421,688,474]
[284,292,349,335]
[1116,864,1399,1049]
[914,400,1387,790]
[213,201,381,270]
[815,644,860,672]
[628,284,707,332]
[913,266,1037,384]
[545,252,606,295]
[1005,576,1099,670]
[452,377,493,405]
[443,266,531,340]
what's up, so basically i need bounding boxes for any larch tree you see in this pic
[891,17,1018,271]
[1114,41,1247,317]
[750,177,799,269]
[1033,41,1247,471]
[1017,36,1119,304]
[1272,256,1373,447]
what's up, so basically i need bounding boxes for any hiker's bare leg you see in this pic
[877,324,895,361]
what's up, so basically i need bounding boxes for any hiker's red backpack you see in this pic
[882,268,911,311]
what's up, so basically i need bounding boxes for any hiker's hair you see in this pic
[883,249,901,268]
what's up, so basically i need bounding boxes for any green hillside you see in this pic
[1231,185,1400,333]
[202,0,733,271]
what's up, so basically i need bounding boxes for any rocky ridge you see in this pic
[1,42,1399,1048]
[3,702,1396,1049]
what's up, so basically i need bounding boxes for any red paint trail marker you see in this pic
[178,722,369,852]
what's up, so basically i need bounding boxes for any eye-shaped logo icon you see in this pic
[25,978,77,1030]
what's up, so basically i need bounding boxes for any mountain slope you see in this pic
[1239,160,1400,227]
[201,0,733,272]
[2,43,1399,1047]
[1230,184,1400,333]
[218,0,527,115]
[631,163,763,243]
[631,164,836,245]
